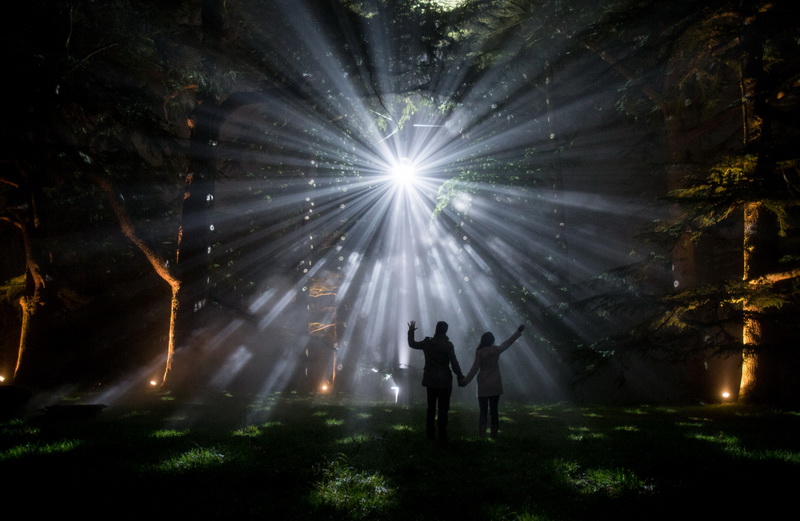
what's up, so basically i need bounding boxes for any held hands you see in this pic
[457,375,467,387]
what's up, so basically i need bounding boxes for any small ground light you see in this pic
[149,380,158,387]
[0,376,5,383]
[721,391,731,400]
[391,385,400,403]
[320,382,330,392]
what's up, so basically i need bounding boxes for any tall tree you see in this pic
[729,1,800,401]
[568,0,800,402]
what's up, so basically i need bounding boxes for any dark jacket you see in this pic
[408,332,464,388]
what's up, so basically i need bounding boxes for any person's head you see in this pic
[479,331,495,348]
[434,321,449,337]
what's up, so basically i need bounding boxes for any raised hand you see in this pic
[408,320,417,332]
[518,324,525,332]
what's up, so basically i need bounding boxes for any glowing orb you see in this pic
[389,158,417,186]
[721,391,730,399]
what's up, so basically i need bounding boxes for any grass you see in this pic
[2,392,799,520]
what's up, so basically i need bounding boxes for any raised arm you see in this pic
[407,320,423,349]
[497,324,525,354]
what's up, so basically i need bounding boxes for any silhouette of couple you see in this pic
[407,320,525,442]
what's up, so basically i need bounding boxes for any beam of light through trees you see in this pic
[83,0,673,407]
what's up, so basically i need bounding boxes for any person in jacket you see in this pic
[462,324,525,438]
[407,320,466,442]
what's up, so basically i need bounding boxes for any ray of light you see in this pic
[91,1,665,407]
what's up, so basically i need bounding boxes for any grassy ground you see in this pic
[2,391,798,520]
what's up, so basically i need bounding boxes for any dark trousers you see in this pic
[426,387,452,441]
[478,395,500,436]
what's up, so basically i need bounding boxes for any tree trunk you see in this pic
[12,170,48,383]
[14,292,41,381]
[739,202,764,400]
[91,174,182,385]
[736,4,773,403]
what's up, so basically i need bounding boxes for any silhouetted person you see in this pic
[407,320,465,442]
[462,324,525,438]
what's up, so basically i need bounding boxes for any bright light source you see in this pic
[149,379,158,386]
[721,391,730,400]
[320,382,330,392]
[389,158,417,186]
[391,385,400,403]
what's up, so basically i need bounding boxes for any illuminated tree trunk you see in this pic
[9,170,47,383]
[735,3,796,402]
[92,174,182,385]
[14,293,41,380]
[735,4,769,402]
[739,203,762,399]
[739,200,798,401]
[14,232,44,380]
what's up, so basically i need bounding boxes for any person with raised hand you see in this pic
[407,320,465,443]
[462,324,525,438]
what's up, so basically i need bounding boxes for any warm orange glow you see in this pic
[92,173,181,386]
[320,382,330,392]
[149,380,158,386]
[721,391,730,399]
[309,322,336,334]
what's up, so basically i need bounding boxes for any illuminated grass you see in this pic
[689,432,800,462]
[311,457,397,520]
[337,434,373,445]
[1,397,798,520]
[232,425,262,437]
[151,428,189,438]
[1,419,39,436]
[153,446,227,472]
[567,426,607,442]
[553,458,653,497]
[0,439,80,461]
